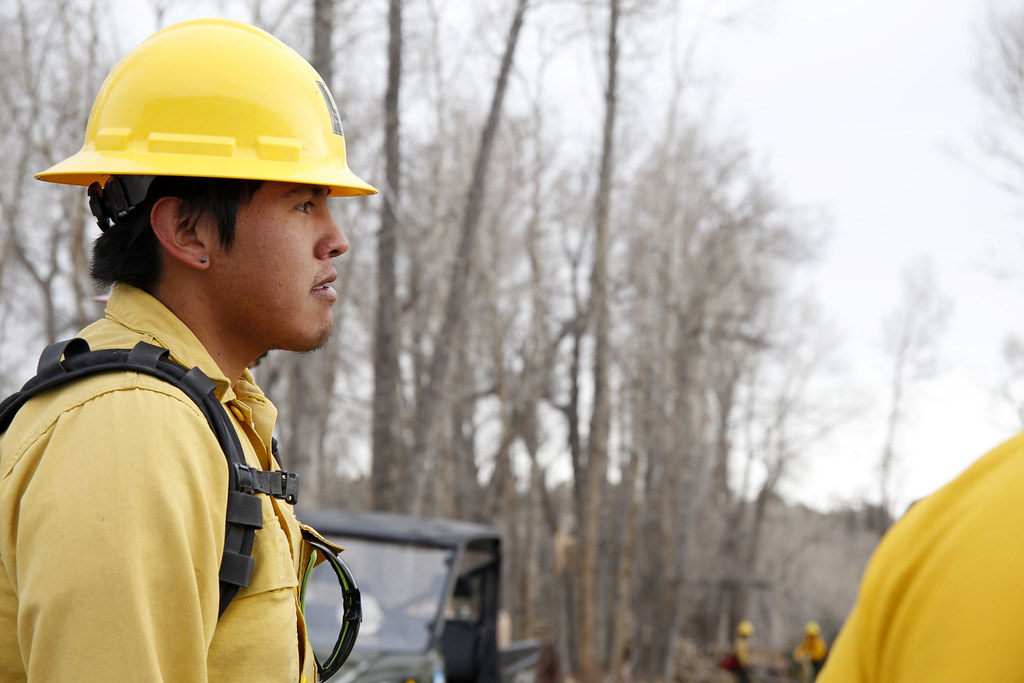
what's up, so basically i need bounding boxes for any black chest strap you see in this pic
[0,338,300,617]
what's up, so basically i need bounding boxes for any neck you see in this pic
[151,276,257,383]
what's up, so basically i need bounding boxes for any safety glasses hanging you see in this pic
[301,536,362,681]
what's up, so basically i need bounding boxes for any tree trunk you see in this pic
[610,386,641,679]
[576,1,619,680]
[407,0,531,513]
[312,0,334,86]
[371,0,404,511]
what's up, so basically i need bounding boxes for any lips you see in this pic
[313,270,337,290]
[312,271,339,301]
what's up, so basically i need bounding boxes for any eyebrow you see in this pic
[287,185,330,198]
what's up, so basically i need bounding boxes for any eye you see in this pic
[296,200,316,214]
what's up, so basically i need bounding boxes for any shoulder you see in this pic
[2,371,216,477]
[14,369,208,427]
[833,432,1024,680]
[871,431,1024,573]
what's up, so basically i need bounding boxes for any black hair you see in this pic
[90,176,263,293]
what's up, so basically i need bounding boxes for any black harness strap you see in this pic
[0,338,300,618]
[234,464,299,504]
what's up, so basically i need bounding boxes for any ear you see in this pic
[150,196,212,269]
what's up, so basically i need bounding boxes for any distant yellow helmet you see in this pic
[805,621,821,636]
[737,620,754,637]
[36,18,376,197]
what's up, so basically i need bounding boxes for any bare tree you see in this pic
[997,335,1024,427]
[0,0,109,385]
[575,0,618,679]
[732,299,849,631]
[974,4,1024,198]
[407,0,531,514]
[876,259,951,527]
[371,0,404,512]
[974,5,1024,428]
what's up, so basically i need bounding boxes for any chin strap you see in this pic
[87,175,155,231]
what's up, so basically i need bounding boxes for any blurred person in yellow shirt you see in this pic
[819,432,1024,681]
[793,621,828,681]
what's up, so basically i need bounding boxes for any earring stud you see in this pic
[200,257,208,263]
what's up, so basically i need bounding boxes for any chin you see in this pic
[287,326,333,354]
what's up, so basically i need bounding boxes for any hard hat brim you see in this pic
[36,150,377,197]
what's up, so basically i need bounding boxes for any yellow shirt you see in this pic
[0,284,319,682]
[819,431,1024,682]
[734,636,751,668]
[794,634,828,662]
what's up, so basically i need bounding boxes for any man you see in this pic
[0,17,375,682]
[818,433,1024,681]
[730,620,754,683]
[793,621,828,681]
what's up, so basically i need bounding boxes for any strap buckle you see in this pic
[233,463,300,505]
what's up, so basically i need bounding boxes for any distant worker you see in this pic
[732,620,754,683]
[793,621,828,681]
[818,431,1024,680]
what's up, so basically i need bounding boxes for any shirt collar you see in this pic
[81,283,239,402]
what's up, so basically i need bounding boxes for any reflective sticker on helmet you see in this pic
[316,81,344,136]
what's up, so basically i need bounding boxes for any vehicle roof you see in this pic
[299,508,501,549]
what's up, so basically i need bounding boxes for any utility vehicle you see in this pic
[300,509,541,683]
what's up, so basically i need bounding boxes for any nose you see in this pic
[317,209,349,258]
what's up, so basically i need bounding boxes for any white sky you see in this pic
[692,0,1024,513]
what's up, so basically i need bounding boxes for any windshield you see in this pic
[306,536,454,656]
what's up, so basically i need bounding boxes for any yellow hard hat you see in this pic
[805,621,821,636]
[36,18,376,197]
[737,620,754,637]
